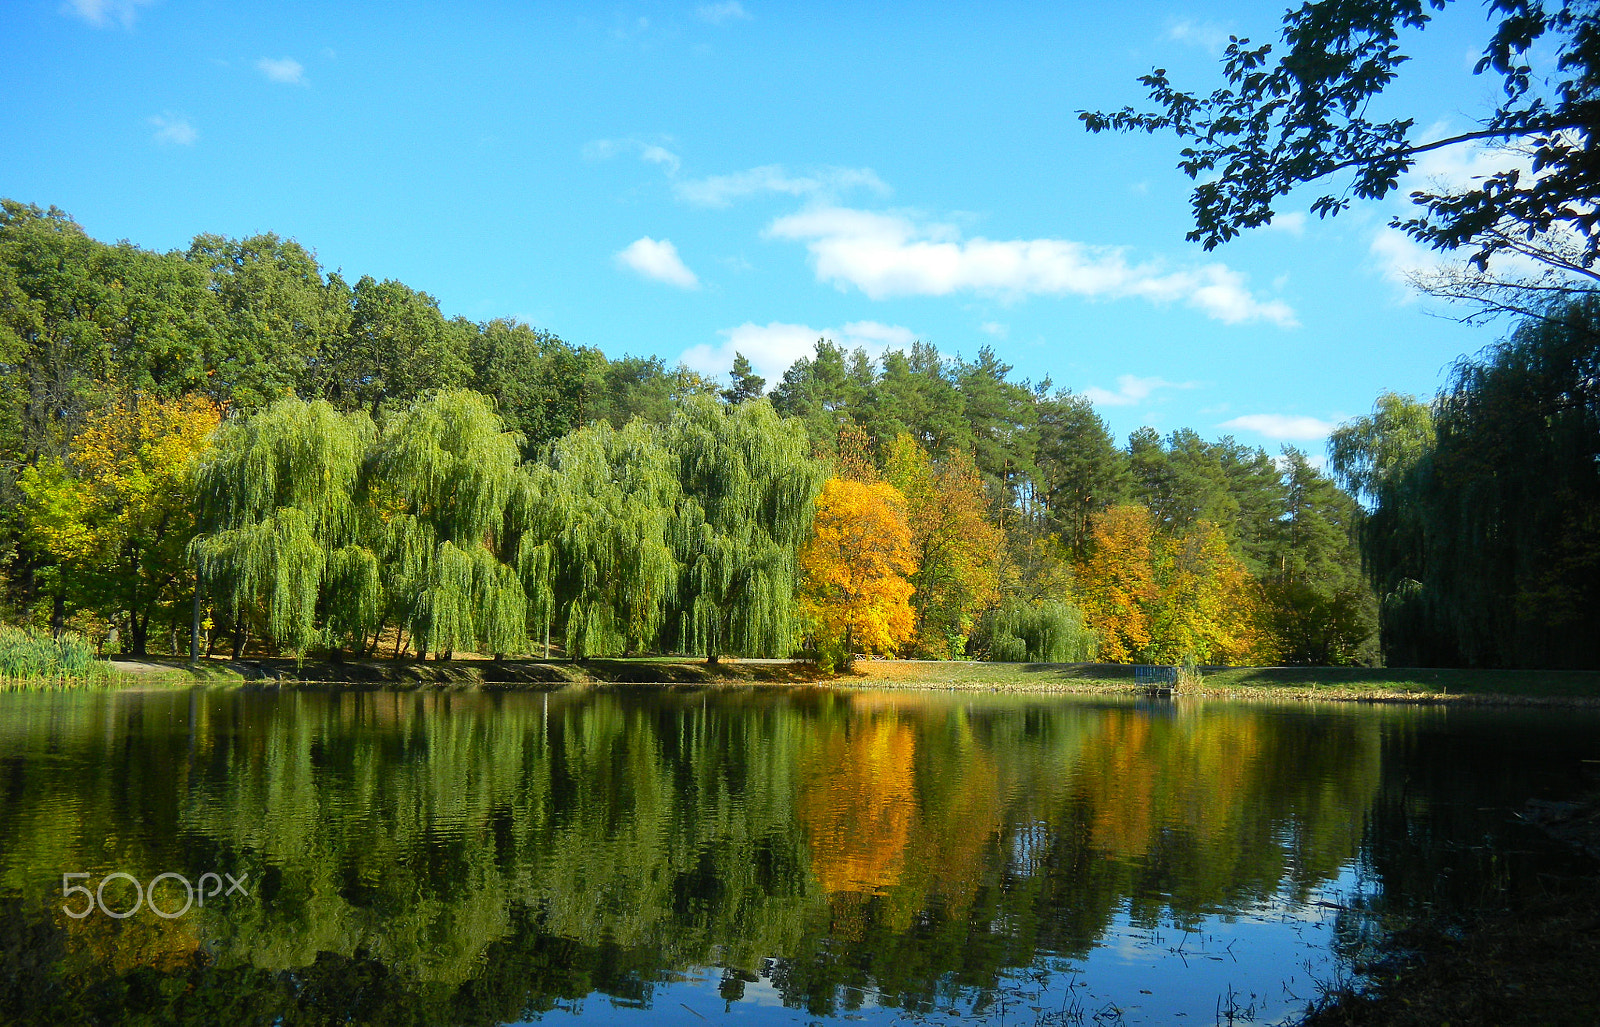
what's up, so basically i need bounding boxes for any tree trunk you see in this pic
[50,594,64,639]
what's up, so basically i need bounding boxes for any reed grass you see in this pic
[0,626,167,690]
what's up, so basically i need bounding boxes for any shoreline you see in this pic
[25,656,1595,708]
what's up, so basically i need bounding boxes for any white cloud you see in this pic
[615,237,700,289]
[674,165,889,208]
[584,138,682,173]
[1369,227,1434,292]
[640,144,681,174]
[696,1,750,24]
[582,143,887,209]
[1166,19,1231,53]
[63,0,153,29]
[1367,125,1552,291]
[681,320,916,388]
[148,113,196,146]
[256,57,306,85]
[1219,413,1338,440]
[768,206,1298,326]
[1264,211,1307,236]
[979,321,1008,339]
[1082,375,1199,408]
[1272,452,1330,472]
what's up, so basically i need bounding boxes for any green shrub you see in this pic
[978,599,1098,663]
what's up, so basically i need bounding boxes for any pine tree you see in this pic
[721,352,766,404]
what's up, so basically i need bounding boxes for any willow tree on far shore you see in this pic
[191,397,377,656]
[366,390,527,659]
[515,419,680,660]
[667,396,823,661]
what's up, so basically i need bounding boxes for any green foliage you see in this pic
[666,395,825,659]
[521,419,680,659]
[1034,391,1127,559]
[325,275,469,414]
[1265,449,1377,666]
[186,232,347,409]
[978,598,1097,662]
[721,351,766,404]
[192,397,377,655]
[1335,298,1600,667]
[0,625,94,678]
[368,390,528,657]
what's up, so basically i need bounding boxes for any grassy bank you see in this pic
[836,660,1600,704]
[16,656,1600,705]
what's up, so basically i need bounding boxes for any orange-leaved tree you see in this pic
[1073,504,1158,662]
[800,476,917,669]
[883,434,1002,658]
[1148,521,1276,666]
[1075,504,1277,665]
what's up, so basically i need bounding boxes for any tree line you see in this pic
[10,196,1591,668]
[0,197,1378,665]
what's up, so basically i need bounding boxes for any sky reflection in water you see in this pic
[0,687,1592,1026]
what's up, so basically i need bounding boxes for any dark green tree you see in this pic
[1336,300,1600,667]
[186,232,346,409]
[1081,0,1600,280]
[324,275,469,415]
[721,351,766,404]
[1033,391,1127,559]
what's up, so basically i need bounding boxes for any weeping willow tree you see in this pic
[514,420,680,659]
[365,389,527,658]
[976,598,1098,663]
[665,395,824,661]
[1333,298,1600,668]
[191,397,379,656]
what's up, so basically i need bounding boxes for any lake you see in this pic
[0,686,1595,1026]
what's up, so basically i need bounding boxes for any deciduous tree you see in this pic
[883,434,1003,658]
[666,395,824,661]
[799,477,918,668]
[21,394,219,655]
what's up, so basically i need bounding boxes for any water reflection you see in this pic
[0,687,1589,1024]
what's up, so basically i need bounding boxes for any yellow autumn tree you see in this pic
[883,434,1002,658]
[19,394,220,655]
[1073,504,1158,662]
[799,476,917,669]
[1149,521,1277,665]
[1075,505,1277,665]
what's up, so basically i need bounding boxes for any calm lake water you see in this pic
[0,686,1595,1026]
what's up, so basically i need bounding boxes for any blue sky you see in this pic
[2,0,1516,459]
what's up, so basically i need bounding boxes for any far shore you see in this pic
[41,655,1599,707]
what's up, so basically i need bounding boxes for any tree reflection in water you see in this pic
[5,685,1551,1026]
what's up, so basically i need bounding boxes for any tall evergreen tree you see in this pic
[721,352,766,404]
[1034,391,1127,559]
